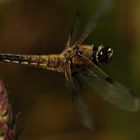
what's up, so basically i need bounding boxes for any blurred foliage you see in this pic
[0,0,139,140]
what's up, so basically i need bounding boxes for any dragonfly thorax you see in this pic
[91,45,113,65]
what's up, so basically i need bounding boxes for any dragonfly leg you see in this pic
[64,60,73,81]
[64,60,79,100]
[64,33,71,51]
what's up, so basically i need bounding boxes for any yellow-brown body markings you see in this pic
[0,45,93,72]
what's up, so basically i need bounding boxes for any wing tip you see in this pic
[132,98,140,112]
[129,90,140,112]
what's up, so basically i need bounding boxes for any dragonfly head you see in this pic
[92,45,113,65]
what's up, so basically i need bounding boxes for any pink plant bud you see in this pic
[0,80,18,140]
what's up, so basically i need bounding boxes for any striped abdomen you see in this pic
[0,54,65,72]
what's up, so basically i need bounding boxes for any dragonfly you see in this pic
[0,0,139,129]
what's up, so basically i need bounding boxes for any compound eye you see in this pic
[91,45,113,65]
[97,46,113,63]
[98,49,108,63]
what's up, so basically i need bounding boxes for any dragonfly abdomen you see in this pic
[0,54,26,64]
[0,54,65,72]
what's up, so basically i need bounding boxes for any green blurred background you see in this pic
[0,0,140,140]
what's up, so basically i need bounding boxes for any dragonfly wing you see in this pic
[74,0,114,46]
[72,90,94,130]
[70,12,82,46]
[65,12,82,49]
[65,80,94,129]
[75,55,140,112]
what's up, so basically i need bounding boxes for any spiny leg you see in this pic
[65,61,77,100]
[64,33,71,51]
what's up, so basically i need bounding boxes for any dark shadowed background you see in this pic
[0,0,140,140]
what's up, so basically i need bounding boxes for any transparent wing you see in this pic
[65,12,82,49]
[72,90,94,129]
[74,0,114,46]
[74,55,140,112]
[70,12,82,46]
[65,80,94,129]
